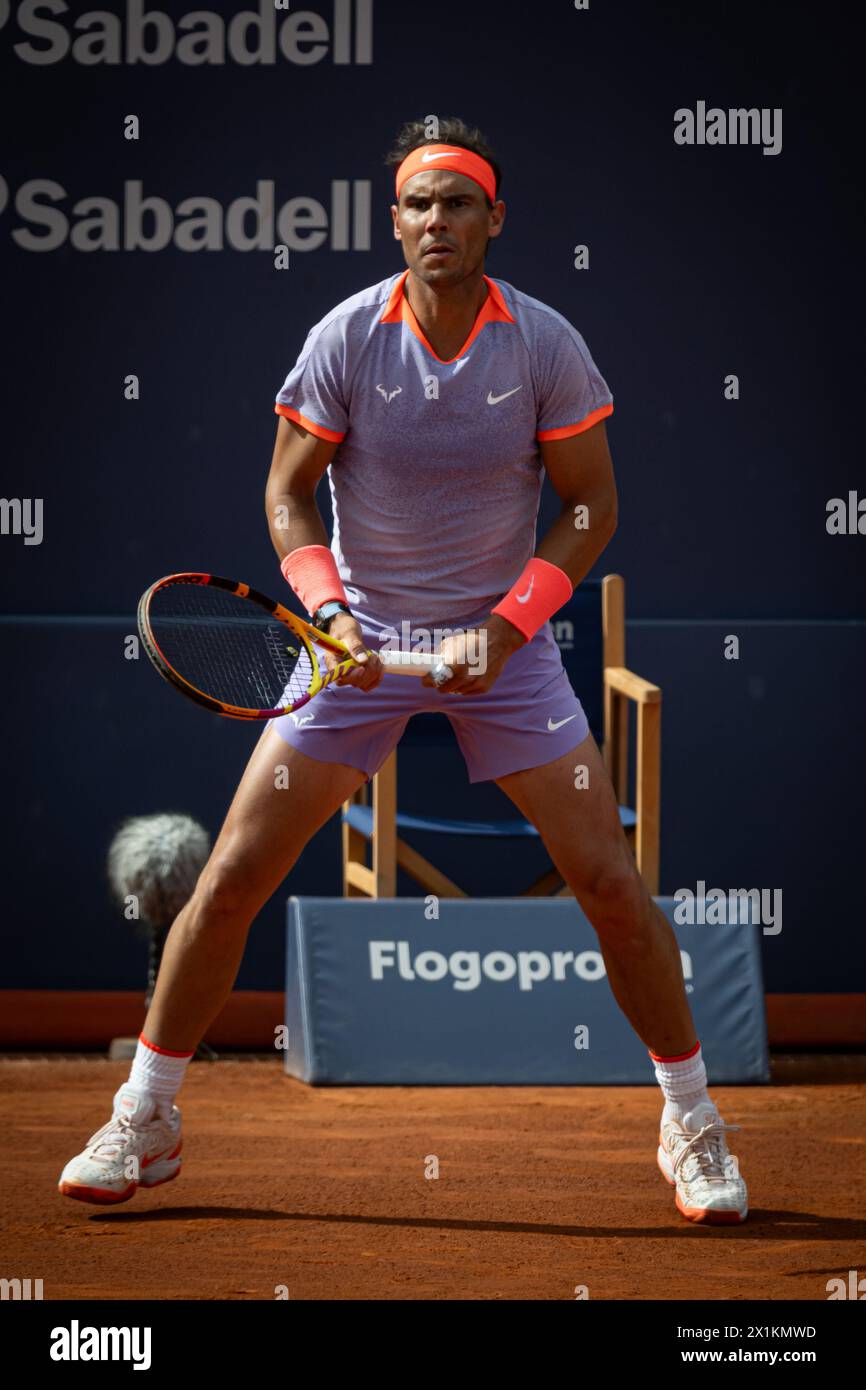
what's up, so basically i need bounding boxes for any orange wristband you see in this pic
[280,545,347,615]
[491,557,573,642]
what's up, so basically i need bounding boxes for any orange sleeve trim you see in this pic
[536,401,613,442]
[274,403,345,443]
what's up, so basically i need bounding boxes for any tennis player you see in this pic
[60,117,748,1225]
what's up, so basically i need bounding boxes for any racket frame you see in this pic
[138,572,358,720]
[137,572,449,720]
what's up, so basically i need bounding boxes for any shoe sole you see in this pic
[657,1145,748,1225]
[58,1157,181,1206]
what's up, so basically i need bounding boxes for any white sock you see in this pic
[127,1035,194,1112]
[650,1042,712,1124]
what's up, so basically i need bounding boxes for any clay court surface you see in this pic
[2,1055,864,1301]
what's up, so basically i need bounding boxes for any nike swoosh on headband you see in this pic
[421,150,462,162]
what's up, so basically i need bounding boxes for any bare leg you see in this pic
[144,726,366,1051]
[496,733,694,1056]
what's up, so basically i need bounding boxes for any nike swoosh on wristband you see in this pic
[547,714,579,731]
[487,386,523,405]
[515,576,535,603]
[421,150,461,162]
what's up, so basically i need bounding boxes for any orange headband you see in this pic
[395,144,497,204]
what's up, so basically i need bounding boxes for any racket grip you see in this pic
[376,650,453,680]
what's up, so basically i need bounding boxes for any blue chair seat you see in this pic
[343,802,637,840]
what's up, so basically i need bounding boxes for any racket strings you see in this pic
[147,584,315,713]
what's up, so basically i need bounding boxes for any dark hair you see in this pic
[384,117,502,207]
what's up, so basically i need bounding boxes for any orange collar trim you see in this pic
[379,270,515,364]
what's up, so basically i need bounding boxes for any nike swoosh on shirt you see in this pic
[421,150,461,162]
[515,576,535,603]
[547,714,579,731]
[487,386,523,405]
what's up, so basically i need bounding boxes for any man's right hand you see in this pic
[320,613,384,692]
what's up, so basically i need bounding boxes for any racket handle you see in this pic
[376,650,453,681]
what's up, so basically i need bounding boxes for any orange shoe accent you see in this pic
[58,1180,138,1205]
[675,1197,744,1226]
[58,1158,181,1205]
[141,1146,173,1170]
[139,1169,181,1191]
[141,1137,182,1173]
[656,1135,746,1226]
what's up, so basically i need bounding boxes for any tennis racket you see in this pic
[137,572,453,720]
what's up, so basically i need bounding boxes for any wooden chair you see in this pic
[341,575,661,898]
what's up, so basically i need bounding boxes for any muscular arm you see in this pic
[536,419,618,584]
[468,419,618,672]
[264,415,340,561]
[264,415,383,689]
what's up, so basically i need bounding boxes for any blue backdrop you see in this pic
[1,0,862,994]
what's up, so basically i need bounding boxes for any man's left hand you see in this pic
[421,615,527,695]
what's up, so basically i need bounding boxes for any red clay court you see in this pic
[3,1053,863,1301]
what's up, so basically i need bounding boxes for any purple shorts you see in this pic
[272,609,590,784]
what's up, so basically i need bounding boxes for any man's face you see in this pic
[391,169,505,285]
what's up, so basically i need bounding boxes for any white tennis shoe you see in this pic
[657,1101,748,1224]
[58,1085,182,1206]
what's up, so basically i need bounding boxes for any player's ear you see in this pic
[488,201,505,239]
